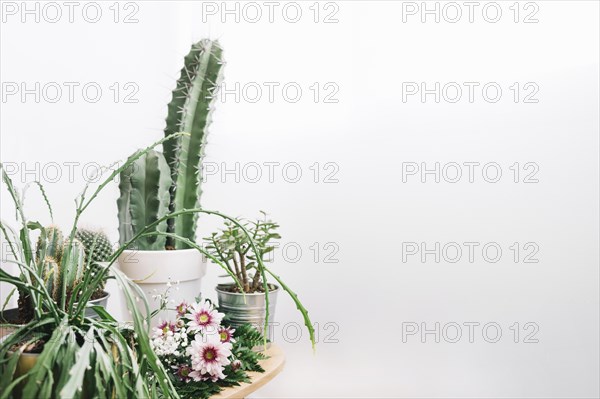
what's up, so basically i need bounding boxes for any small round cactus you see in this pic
[75,228,113,264]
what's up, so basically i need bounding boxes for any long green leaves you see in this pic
[60,327,95,398]
[23,181,54,222]
[0,134,188,398]
[112,268,179,397]
[21,318,71,398]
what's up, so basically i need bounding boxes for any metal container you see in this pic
[216,284,279,342]
[84,291,110,319]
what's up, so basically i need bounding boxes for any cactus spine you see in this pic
[117,149,172,250]
[163,39,225,249]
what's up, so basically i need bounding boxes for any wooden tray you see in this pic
[1,324,285,399]
[212,344,285,399]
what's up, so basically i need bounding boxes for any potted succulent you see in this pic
[206,213,307,344]
[0,163,179,398]
[117,38,224,324]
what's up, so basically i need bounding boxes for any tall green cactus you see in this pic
[117,149,172,250]
[117,39,225,251]
[163,39,225,249]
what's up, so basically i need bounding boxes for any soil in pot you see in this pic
[220,282,278,294]
[1,291,110,327]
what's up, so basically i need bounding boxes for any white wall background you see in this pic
[1,1,599,397]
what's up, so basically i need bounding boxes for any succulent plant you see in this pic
[163,39,225,249]
[206,212,281,293]
[117,149,172,250]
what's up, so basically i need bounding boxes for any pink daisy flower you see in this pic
[155,320,177,337]
[172,364,193,382]
[187,332,232,381]
[189,370,208,382]
[185,300,224,334]
[189,371,220,382]
[231,359,242,371]
[175,301,189,317]
[218,326,236,343]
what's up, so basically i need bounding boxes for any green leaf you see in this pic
[60,327,95,398]
[0,350,22,394]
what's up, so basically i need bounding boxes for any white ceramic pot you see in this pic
[117,249,207,327]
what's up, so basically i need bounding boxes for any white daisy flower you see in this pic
[186,332,232,381]
[185,300,224,334]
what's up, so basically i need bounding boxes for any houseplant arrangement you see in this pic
[207,212,283,340]
[150,296,268,398]
[117,39,315,347]
[0,154,180,398]
[117,38,224,323]
[0,134,277,398]
[1,36,316,398]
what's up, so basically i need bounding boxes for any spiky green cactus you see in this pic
[42,256,59,299]
[116,39,225,251]
[61,239,85,296]
[117,149,172,250]
[29,227,89,306]
[19,226,66,320]
[163,39,225,249]
[75,228,113,297]
[76,228,113,264]
[36,225,64,262]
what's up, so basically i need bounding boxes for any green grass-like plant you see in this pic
[0,136,187,398]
